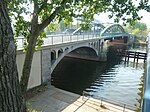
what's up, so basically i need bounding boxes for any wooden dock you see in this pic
[117,50,147,63]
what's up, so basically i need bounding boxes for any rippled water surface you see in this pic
[51,48,145,110]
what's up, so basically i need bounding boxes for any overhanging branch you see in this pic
[39,0,68,31]
[37,0,48,14]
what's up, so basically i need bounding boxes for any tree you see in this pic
[8,0,150,97]
[124,21,149,41]
[0,0,26,112]
[132,22,147,31]
[132,28,141,35]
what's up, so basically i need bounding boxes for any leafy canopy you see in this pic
[124,21,149,41]
[8,0,150,49]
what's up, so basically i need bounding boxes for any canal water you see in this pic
[51,45,145,111]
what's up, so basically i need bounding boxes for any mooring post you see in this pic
[127,51,129,62]
[137,52,139,63]
[125,50,127,62]
[134,52,136,62]
[144,53,146,63]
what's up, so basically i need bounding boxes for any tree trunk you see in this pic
[19,1,41,97]
[0,1,26,112]
[20,32,39,98]
[19,15,40,98]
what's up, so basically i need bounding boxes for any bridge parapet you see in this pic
[16,33,101,49]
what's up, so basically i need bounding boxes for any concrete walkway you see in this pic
[28,86,134,112]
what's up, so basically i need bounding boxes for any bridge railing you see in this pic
[16,33,101,48]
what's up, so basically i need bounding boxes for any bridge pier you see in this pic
[98,40,108,62]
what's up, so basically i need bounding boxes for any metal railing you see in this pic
[16,33,101,49]
[82,91,141,112]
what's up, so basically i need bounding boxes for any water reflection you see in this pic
[51,45,145,111]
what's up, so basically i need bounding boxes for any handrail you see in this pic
[16,33,101,49]
[82,91,141,111]
[142,33,150,112]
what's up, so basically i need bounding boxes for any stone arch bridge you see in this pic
[16,24,133,89]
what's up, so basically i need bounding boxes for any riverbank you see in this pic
[28,85,134,112]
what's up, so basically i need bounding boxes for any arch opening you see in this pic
[58,49,63,57]
[51,50,56,64]
[65,47,69,51]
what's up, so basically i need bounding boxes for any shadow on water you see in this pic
[51,54,122,94]
[51,45,145,111]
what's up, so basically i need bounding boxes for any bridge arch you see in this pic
[50,44,99,76]
[68,46,98,57]
[72,22,105,35]
[100,24,129,38]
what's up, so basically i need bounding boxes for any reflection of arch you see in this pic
[58,49,63,57]
[51,50,56,63]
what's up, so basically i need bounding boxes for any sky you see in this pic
[23,1,150,29]
[94,10,150,28]
[94,0,150,28]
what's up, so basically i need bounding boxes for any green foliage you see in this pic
[132,28,141,35]
[35,31,46,51]
[124,21,149,42]
[131,22,147,31]
[108,0,150,25]
[7,0,150,49]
